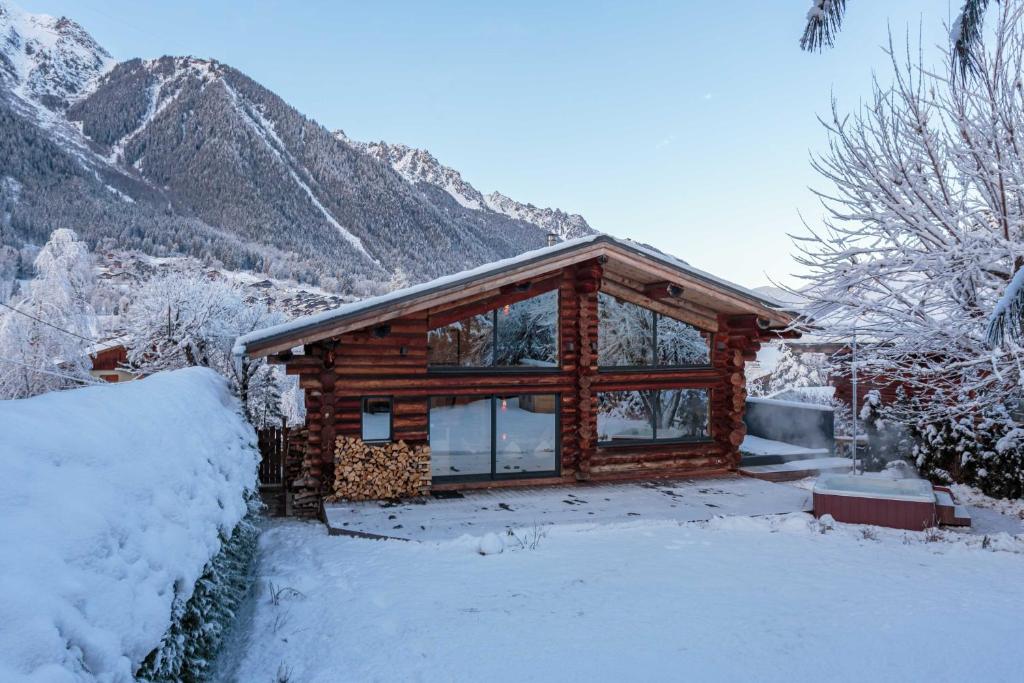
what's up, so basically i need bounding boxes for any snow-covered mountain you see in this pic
[339,132,595,241]
[0,1,596,294]
[0,2,112,109]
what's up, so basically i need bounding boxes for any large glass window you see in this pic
[426,314,493,367]
[428,291,558,368]
[428,396,493,477]
[596,390,656,442]
[598,292,709,367]
[496,393,558,474]
[597,388,709,444]
[429,393,559,479]
[361,397,392,442]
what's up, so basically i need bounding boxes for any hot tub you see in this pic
[813,474,937,530]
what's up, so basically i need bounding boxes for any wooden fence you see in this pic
[257,427,290,487]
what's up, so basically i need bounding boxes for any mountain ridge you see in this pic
[0,0,596,294]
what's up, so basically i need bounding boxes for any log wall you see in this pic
[276,261,769,512]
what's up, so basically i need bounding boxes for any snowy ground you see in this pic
[227,512,1024,683]
[226,478,1024,682]
[323,476,811,541]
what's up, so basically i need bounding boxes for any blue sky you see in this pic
[23,0,953,289]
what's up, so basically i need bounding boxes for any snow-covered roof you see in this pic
[235,234,798,358]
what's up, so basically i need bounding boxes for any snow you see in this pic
[323,476,812,541]
[740,434,831,457]
[231,511,1024,682]
[234,234,791,357]
[0,368,258,681]
[813,474,936,503]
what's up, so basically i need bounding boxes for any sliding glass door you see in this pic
[429,394,559,481]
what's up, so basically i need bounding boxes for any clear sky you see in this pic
[22,0,954,289]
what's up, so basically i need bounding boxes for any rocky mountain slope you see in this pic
[339,133,593,241]
[0,1,595,293]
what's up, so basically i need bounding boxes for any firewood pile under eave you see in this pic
[327,436,431,502]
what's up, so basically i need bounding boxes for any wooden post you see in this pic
[574,260,602,480]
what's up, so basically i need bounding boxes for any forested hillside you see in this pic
[0,2,594,295]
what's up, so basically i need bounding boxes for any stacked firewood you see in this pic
[327,436,431,501]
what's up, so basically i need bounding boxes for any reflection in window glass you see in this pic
[598,292,710,367]
[361,397,392,441]
[428,291,558,368]
[495,394,558,473]
[656,316,709,366]
[597,389,710,443]
[427,314,493,367]
[495,291,558,367]
[597,390,656,442]
[598,293,654,366]
[429,396,492,476]
[655,389,710,440]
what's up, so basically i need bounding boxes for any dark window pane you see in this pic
[656,389,710,440]
[361,397,392,441]
[495,291,558,367]
[429,396,492,476]
[427,313,493,367]
[598,293,654,366]
[656,316,710,366]
[495,394,558,473]
[597,390,656,442]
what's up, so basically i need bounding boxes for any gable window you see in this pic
[361,397,393,442]
[597,388,710,444]
[598,293,709,368]
[428,290,558,369]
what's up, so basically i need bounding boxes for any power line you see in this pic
[0,300,95,343]
[0,356,102,385]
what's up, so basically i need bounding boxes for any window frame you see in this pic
[427,393,562,483]
[596,387,713,448]
[427,291,561,373]
[360,396,394,443]
[596,292,713,371]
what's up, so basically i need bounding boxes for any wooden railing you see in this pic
[257,427,290,487]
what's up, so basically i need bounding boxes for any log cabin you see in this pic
[235,235,800,516]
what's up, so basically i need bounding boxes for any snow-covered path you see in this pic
[232,515,1024,682]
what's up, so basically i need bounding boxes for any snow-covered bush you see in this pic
[910,398,1024,499]
[858,390,914,471]
[123,271,290,426]
[136,505,259,682]
[0,368,258,681]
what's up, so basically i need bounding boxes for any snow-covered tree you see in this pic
[793,1,1024,424]
[123,272,288,423]
[0,229,95,399]
[764,344,829,396]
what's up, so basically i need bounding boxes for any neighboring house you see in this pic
[235,235,799,516]
[87,337,135,383]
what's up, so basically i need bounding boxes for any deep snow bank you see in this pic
[0,368,258,682]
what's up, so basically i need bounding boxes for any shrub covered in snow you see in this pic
[136,506,259,682]
[0,368,259,681]
[910,399,1024,500]
[859,389,1024,498]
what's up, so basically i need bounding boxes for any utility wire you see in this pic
[0,300,95,343]
[0,356,102,385]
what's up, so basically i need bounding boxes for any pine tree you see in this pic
[800,0,991,78]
